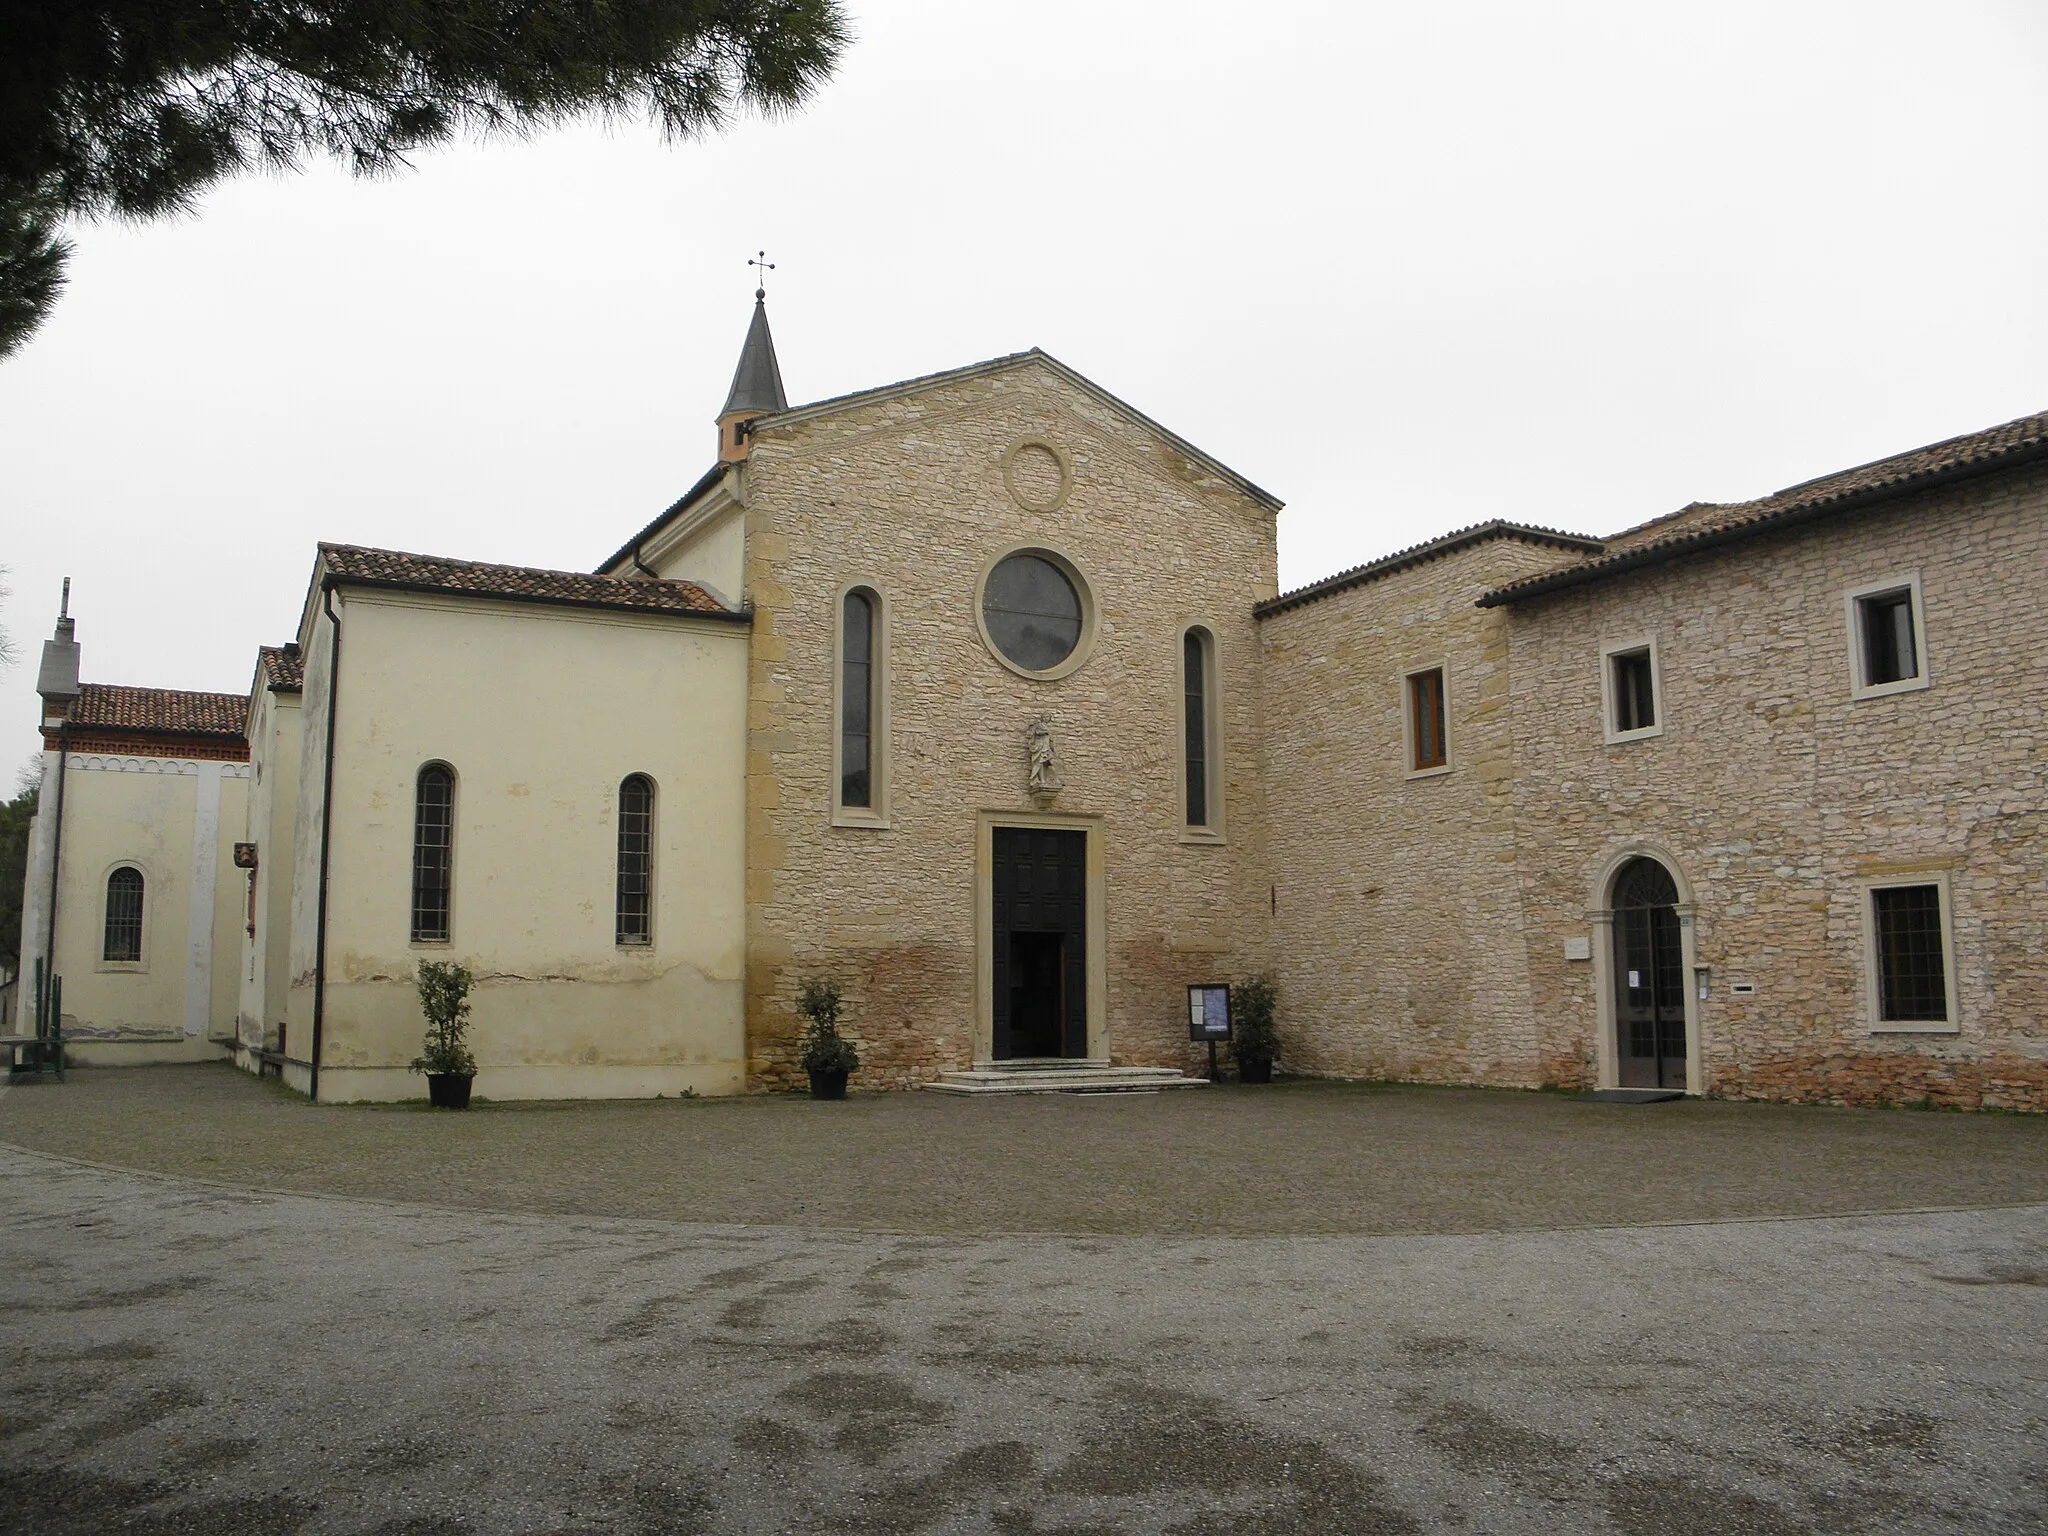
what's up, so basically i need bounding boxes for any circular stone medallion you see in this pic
[1002,439,1073,514]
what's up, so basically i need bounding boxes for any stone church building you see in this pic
[16,297,2048,1109]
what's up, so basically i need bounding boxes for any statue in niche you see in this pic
[1027,717,1063,795]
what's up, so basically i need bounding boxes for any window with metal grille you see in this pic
[1612,648,1656,733]
[1859,589,1919,686]
[411,765,454,943]
[841,590,874,809]
[1409,668,1447,771]
[616,774,654,945]
[1873,883,1948,1022]
[103,867,143,962]
[1184,628,1211,827]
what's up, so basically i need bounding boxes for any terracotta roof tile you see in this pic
[67,683,248,737]
[257,645,303,691]
[1481,408,2048,606]
[320,544,740,618]
[1255,520,1606,618]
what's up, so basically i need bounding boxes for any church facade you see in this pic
[16,300,2048,1109]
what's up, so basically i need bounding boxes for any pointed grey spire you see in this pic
[721,292,787,419]
[36,579,80,709]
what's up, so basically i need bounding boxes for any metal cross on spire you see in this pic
[748,249,776,299]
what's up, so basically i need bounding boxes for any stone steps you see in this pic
[925,1060,1208,1096]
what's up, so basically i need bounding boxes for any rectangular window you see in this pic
[1847,576,1929,698]
[1184,629,1209,828]
[1613,649,1655,732]
[1861,591,1916,686]
[1872,884,1948,1023]
[1408,668,1447,772]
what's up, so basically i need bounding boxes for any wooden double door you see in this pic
[992,827,1087,1060]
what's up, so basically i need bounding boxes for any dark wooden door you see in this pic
[1612,858,1687,1089]
[992,827,1087,1060]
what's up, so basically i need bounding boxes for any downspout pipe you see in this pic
[310,583,342,1103]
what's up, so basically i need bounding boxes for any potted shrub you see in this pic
[409,960,478,1109]
[1230,974,1279,1084]
[796,978,860,1100]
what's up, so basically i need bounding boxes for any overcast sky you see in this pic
[4,0,2047,776]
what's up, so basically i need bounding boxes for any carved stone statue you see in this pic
[1027,717,1063,795]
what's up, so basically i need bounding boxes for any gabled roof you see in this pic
[65,683,247,738]
[598,461,732,577]
[256,645,303,693]
[721,295,788,418]
[1255,521,1606,618]
[756,347,1284,512]
[1479,407,2048,607]
[320,543,743,620]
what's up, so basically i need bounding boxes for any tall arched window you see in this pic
[840,589,876,810]
[411,764,454,943]
[616,774,655,945]
[1182,627,1219,830]
[103,867,144,962]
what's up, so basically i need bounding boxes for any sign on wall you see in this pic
[1187,984,1232,1042]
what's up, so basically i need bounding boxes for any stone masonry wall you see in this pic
[738,360,1278,1088]
[1508,464,2048,1109]
[1257,536,1592,1085]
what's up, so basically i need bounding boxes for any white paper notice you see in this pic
[1628,970,1641,988]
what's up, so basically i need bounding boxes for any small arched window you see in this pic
[1183,627,1219,830]
[840,589,876,810]
[617,775,655,945]
[103,867,144,962]
[411,764,454,943]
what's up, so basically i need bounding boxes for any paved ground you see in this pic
[2,1065,2046,1236]
[2,1068,2046,1534]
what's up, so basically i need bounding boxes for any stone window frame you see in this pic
[1599,635,1666,745]
[1401,662,1452,779]
[96,860,152,974]
[1859,869,1961,1035]
[1844,572,1931,700]
[831,580,892,830]
[973,544,1100,684]
[1176,623,1226,843]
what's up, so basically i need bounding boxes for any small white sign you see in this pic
[1627,970,1642,989]
[1563,936,1592,962]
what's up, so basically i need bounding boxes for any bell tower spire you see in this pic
[717,253,788,463]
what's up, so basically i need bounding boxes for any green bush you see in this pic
[1229,974,1279,1067]
[409,960,477,1077]
[795,977,860,1075]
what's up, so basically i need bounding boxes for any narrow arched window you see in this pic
[841,589,875,809]
[1183,627,1218,829]
[411,765,454,943]
[616,775,654,945]
[104,867,144,962]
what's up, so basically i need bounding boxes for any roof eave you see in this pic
[1255,522,1606,619]
[598,462,732,576]
[1476,441,2048,608]
[321,570,752,626]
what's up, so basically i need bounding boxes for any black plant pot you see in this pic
[1238,1058,1274,1085]
[808,1069,849,1100]
[427,1073,474,1109]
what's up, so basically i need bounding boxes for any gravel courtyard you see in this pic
[2,1066,2045,1534]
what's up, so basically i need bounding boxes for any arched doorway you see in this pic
[1611,857,1687,1089]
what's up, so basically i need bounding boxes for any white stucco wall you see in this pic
[234,683,303,1065]
[294,587,749,1101]
[22,751,249,1064]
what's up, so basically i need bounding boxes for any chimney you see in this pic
[36,578,80,728]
